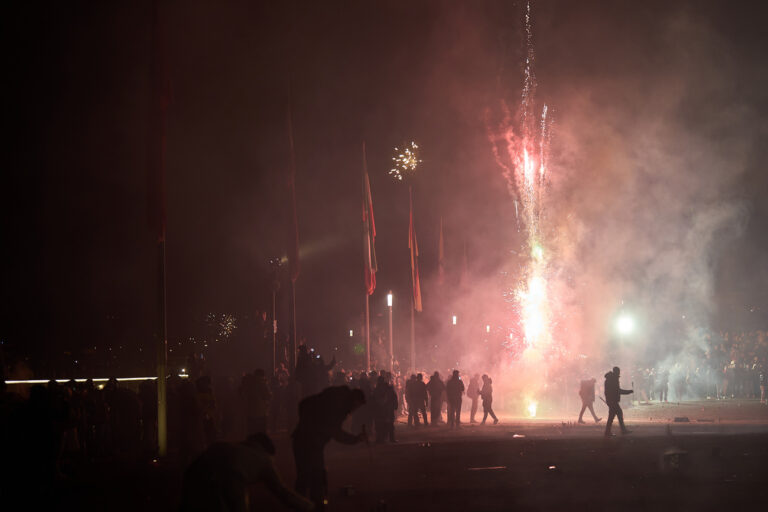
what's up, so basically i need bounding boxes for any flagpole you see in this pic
[409,185,416,373]
[291,280,297,371]
[365,293,371,372]
[147,0,169,458]
[156,239,168,457]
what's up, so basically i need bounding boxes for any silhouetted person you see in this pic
[577,378,602,424]
[413,373,428,425]
[604,366,633,437]
[196,376,218,445]
[480,375,498,425]
[406,375,418,426]
[292,386,366,510]
[446,370,465,428]
[467,374,481,423]
[372,376,398,443]
[295,345,314,397]
[426,371,445,425]
[180,433,313,512]
[658,369,669,402]
[240,369,271,436]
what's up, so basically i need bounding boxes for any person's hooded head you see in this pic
[452,370,460,379]
[349,388,366,412]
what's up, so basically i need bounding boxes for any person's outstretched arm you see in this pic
[262,459,315,511]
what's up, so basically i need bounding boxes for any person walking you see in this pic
[604,366,633,437]
[480,375,498,425]
[445,370,465,428]
[577,378,602,424]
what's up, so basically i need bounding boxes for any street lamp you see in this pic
[452,315,457,325]
[387,292,393,372]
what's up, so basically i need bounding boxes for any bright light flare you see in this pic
[527,400,538,418]
[616,313,635,335]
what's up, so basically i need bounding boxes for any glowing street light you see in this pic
[387,292,393,307]
[615,313,635,335]
[452,315,457,325]
[486,325,491,333]
[349,329,354,337]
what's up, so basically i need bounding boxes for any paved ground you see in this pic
[51,400,768,511]
[267,399,768,511]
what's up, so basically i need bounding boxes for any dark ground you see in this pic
[52,400,768,511]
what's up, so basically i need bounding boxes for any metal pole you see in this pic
[389,301,394,373]
[365,293,371,372]
[410,297,415,373]
[290,280,297,372]
[156,239,168,457]
[272,287,277,375]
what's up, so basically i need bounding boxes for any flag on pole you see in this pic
[362,142,377,296]
[286,104,300,283]
[409,187,423,312]
[437,217,445,285]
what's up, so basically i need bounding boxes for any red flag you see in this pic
[437,217,445,285]
[409,187,423,312]
[286,105,300,282]
[362,143,377,295]
[146,3,170,243]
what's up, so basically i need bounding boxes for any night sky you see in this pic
[3,0,767,376]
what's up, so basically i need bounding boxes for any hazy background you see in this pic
[3,0,766,379]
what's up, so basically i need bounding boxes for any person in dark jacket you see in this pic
[480,375,498,425]
[426,372,445,425]
[372,376,398,443]
[405,375,418,426]
[412,373,429,425]
[445,370,465,428]
[577,378,602,424]
[604,367,633,437]
[291,386,366,509]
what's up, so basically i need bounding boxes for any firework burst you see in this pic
[389,142,421,181]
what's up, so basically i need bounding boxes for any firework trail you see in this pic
[486,0,554,358]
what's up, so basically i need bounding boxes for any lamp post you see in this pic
[387,291,393,373]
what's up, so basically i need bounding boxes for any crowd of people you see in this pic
[628,330,767,403]
[0,343,500,508]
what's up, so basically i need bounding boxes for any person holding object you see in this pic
[604,366,633,437]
